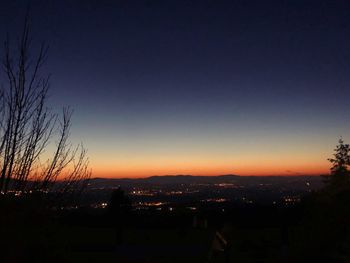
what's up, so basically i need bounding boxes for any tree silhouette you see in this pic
[108,188,131,244]
[326,138,350,188]
[0,16,91,201]
[293,138,350,261]
[108,188,131,218]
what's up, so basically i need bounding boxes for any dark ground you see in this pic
[1,190,350,263]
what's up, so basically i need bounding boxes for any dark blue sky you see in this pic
[1,0,350,177]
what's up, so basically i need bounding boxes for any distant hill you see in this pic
[88,174,324,190]
[90,174,238,185]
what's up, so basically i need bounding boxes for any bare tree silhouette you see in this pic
[0,16,91,202]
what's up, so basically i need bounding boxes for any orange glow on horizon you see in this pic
[92,163,329,178]
[81,126,337,179]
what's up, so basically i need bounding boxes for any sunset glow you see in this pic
[3,1,349,179]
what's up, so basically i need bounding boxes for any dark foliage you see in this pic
[325,139,350,188]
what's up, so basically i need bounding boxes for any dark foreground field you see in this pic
[1,187,350,263]
[0,212,283,263]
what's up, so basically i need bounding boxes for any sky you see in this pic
[1,0,350,177]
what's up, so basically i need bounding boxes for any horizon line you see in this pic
[90,173,326,180]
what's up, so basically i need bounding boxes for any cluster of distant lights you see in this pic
[214,183,240,188]
[129,188,199,196]
[91,202,108,209]
[7,184,303,211]
[65,195,302,211]
[88,201,199,212]
[67,194,302,211]
[63,181,309,210]
[130,190,155,196]
[201,198,227,203]
[3,180,309,212]
[136,201,165,207]
[283,196,301,204]
[2,189,50,196]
